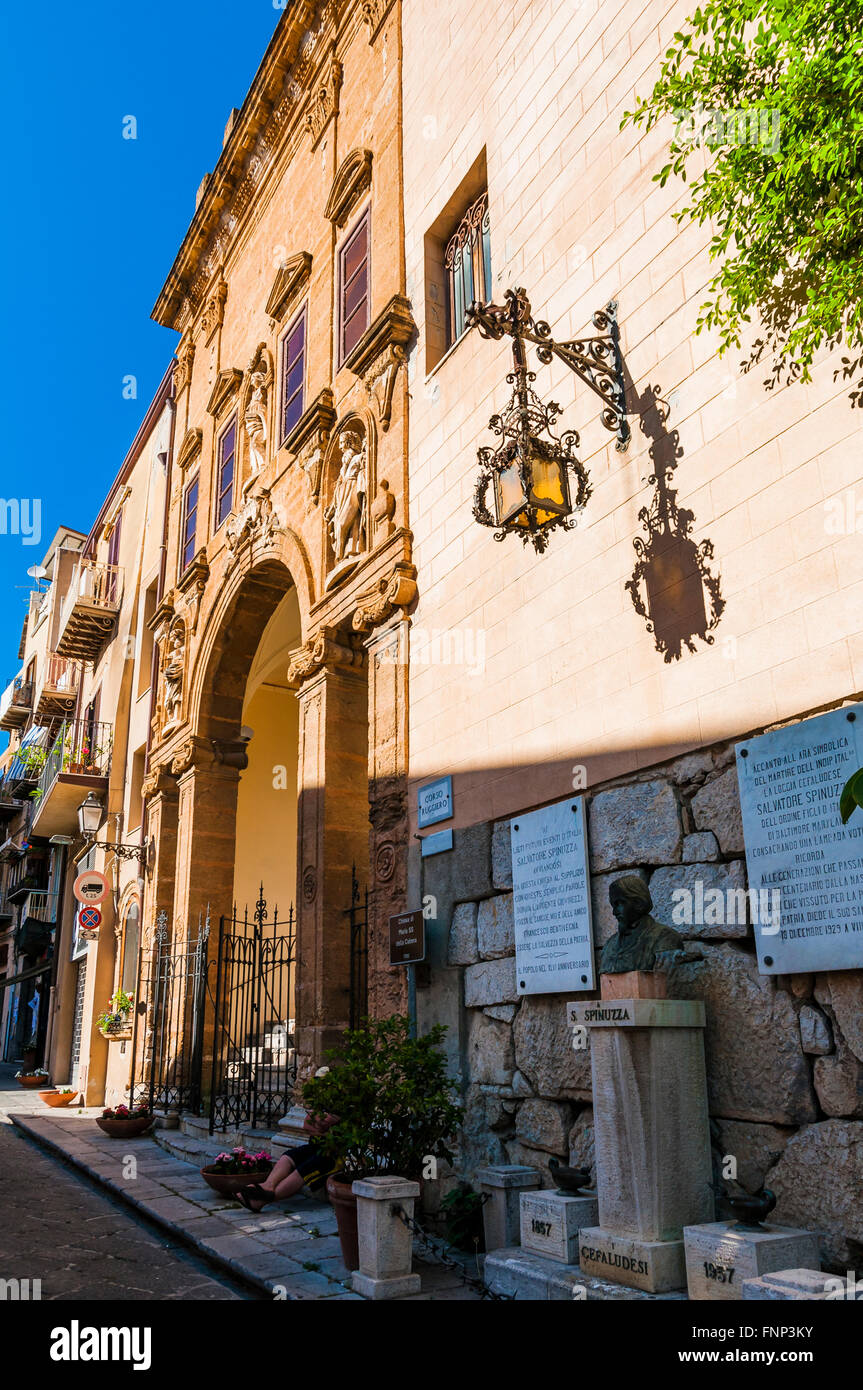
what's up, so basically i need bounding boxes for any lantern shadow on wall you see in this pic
[624,381,725,662]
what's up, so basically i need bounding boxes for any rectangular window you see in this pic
[107,512,122,569]
[340,212,370,361]
[445,189,491,349]
[181,476,199,573]
[281,309,307,442]
[215,416,236,529]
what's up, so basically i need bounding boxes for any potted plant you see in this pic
[200,1147,275,1195]
[96,1103,153,1138]
[439,1183,488,1252]
[40,1086,80,1108]
[96,988,134,1040]
[16,1066,49,1089]
[301,1016,462,1270]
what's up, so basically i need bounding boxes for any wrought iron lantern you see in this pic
[77,791,149,862]
[466,288,629,553]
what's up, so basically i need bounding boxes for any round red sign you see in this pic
[73,870,109,906]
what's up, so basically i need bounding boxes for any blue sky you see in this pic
[0,1,281,678]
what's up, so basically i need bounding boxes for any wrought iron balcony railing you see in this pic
[34,654,80,722]
[30,718,113,838]
[56,560,123,662]
[0,674,33,732]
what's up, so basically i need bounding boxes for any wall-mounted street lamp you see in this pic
[77,792,149,863]
[466,288,629,553]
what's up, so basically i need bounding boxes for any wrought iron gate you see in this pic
[130,910,209,1114]
[346,865,369,1029]
[208,890,296,1134]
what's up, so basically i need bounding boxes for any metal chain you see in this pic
[393,1205,514,1301]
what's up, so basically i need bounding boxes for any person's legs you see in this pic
[240,1152,306,1211]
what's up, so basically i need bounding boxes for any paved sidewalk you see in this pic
[4,1082,481,1301]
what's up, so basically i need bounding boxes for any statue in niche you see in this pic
[600,875,684,974]
[325,429,367,562]
[161,623,185,730]
[244,367,269,475]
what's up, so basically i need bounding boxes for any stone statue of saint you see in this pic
[161,626,185,729]
[244,369,268,474]
[325,430,367,562]
[600,875,684,974]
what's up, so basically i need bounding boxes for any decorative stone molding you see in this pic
[324,148,373,227]
[174,336,196,397]
[200,277,227,343]
[176,427,203,472]
[287,625,365,687]
[141,762,178,800]
[225,487,285,569]
[175,549,210,634]
[363,343,406,432]
[211,736,251,770]
[352,560,417,633]
[361,0,395,41]
[343,297,415,432]
[170,735,218,777]
[207,367,244,418]
[266,251,312,323]
[306,50,342,148]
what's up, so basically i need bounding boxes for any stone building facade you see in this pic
[399,0,863,1270]
[143,1,414,1083]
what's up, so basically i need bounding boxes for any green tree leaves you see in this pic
[622,0,863,388]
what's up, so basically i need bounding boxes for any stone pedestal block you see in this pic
[569,996,713,1292]
[578,1228,686,1293]
[600,970,667,1000]
[352,1176,421,1300]
[476,1164,540,1251]
[742,1268,836,1301]
[520,1190,599,1264]
[684,1222,821,1301]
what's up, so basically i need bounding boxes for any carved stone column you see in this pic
[170,737,242,941]
[289,628,369,1074]
[142,763,180,941]
[365,616,410,1019]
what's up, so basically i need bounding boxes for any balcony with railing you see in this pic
[0,674,33,732]
[14,888,59,958]
[30,718,113,838]
[34,654,80,722]
[56,560,123,662]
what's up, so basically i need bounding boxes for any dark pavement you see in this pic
[0,1065,251,1300]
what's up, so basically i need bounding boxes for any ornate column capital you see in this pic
[287,625,365,689]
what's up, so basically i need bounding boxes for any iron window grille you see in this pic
[445,189,491,349]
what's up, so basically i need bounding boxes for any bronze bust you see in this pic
[600,875,684,974]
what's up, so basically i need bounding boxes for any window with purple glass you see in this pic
[281,308,306,442]
[215,416,236,529]
[181,475,199,573]
[340,211,370,362]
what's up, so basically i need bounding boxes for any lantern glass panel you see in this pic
[494,462,528,526]
[528,452,570,521]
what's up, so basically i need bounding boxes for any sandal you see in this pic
[237,1183,275,1212]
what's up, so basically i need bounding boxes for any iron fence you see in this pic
[129,909,209,1114]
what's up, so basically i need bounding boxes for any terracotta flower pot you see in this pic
[96,1113,153,1138]
[327,1174,360,1271]
[40,1090,79,1108]
[17,1075,47,1089]
[200,1167,272,1196]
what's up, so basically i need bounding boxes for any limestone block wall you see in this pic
[420,711,863,1272]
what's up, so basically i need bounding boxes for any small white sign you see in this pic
[417,776,453,828]
[736,703,863,974]
[511,796,595,995]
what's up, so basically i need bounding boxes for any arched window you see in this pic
[120,900,140,996]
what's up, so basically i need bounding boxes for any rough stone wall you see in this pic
[436,733,863,1272]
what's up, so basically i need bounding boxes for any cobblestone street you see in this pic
[0,1067,250,1301]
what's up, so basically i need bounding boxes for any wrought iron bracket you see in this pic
[81,834,150,863]
[466,289,630,451]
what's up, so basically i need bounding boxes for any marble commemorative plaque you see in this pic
[511,796,595,995]
[736,703,863,974]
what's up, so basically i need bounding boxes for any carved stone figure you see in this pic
[599,875,684,974]
[244,368,269,474]
[301,444,324,505]
[325,429,367,562]
[161,624,185,730]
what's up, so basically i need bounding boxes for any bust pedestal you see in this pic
[569,993,714,1292]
